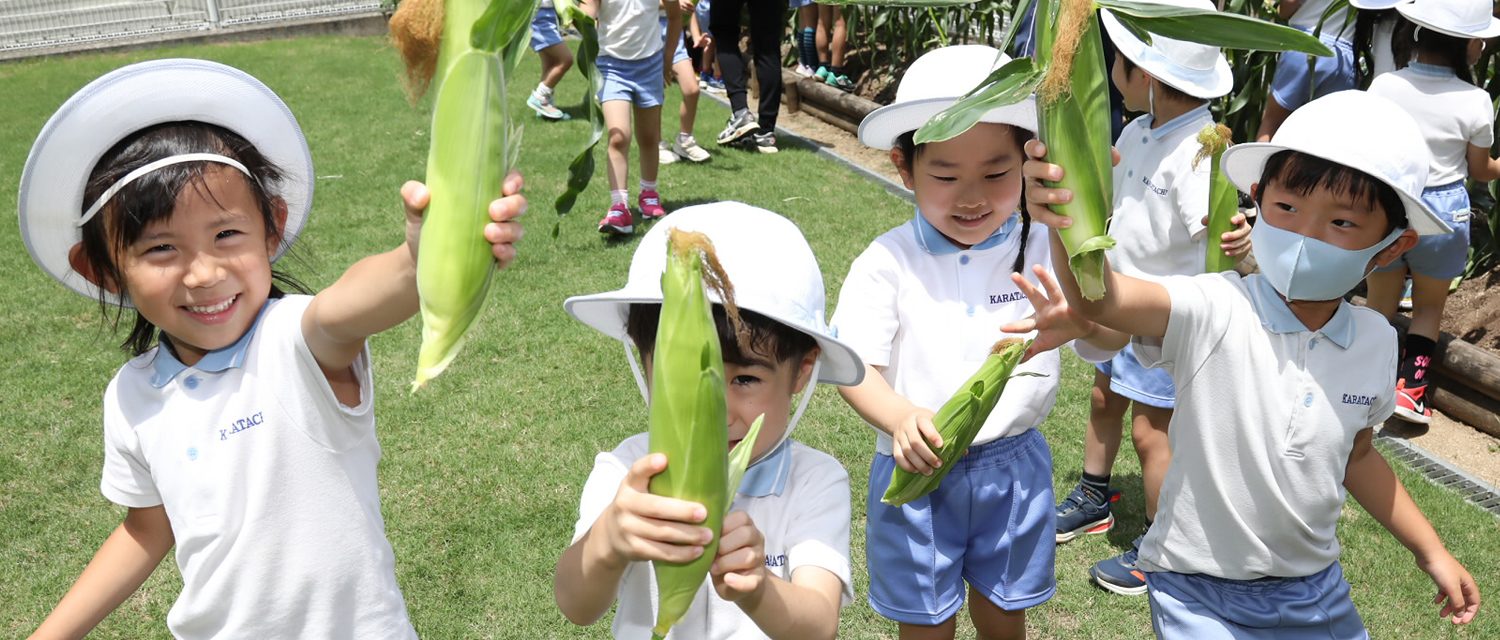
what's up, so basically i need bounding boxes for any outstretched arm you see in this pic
[1000,265,1129,362]
[29,506,174,640]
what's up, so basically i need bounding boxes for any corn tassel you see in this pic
[882,339,1036,506]
[1196,123,1238,273]
[392,0,536,390]
[648,229,764,640]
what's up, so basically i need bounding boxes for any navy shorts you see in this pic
[866,428,1057,624]
[1147,562,1368,639]
[530,7,564,51]
[1095,341,1176,409]
[1271,31,1356,111]
[1373,180,1472,280]
[597,54,665,108]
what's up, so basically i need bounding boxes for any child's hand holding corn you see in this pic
[1022,139,1120,231]
[399,169,527,269]
[598,453,714,567]
[1202,212,1253,259]
[710,511,768,602]
[894,409,944,476]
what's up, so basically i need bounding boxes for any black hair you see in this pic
[1392,15,1475,84]
[894,126,1035,274]
[1254,150,1407,234]
[625,303,818,369]
[1116,51,1198,105]
[76,121,309,356]
[1352,8,1396,86]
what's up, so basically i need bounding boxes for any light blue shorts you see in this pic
[660,16,688,65]
[597,54,665,108]
[1095,341,1176,409]
[695,3,713,38]
[530,7,564,51]
[866,428,1057,624]
[1271,31,1356,111]
[1146,562,1368,640]
[1374,180,1472,280]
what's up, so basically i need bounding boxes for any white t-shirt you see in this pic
[1108,104,1214,280]
[1290,0,1352,39]
[1133,273,1397,580]
[1369,64,1495,186]
[599,0,663,60]
[1370,13,1397,79]
[571,434,853,640]
[831,217,1062,455]
[100,295,416,640]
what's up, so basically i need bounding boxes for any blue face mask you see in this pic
[1250,215,1403,302]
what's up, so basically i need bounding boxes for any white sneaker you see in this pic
[658,140,679,165]
[793,63,815,78]
[672,135,711,163]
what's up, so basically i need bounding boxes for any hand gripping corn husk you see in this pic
[649,228,765,640]
[882,338,1036,507]
[1195,123,1239,273]
[391,0,537,390]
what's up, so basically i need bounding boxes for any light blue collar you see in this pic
[1408,61,1456,78]
[1244,274,1355,348]
[1140,103,1212,141]
[737,440,792,497]
[150,301,271,387]
[911,207,1020,256]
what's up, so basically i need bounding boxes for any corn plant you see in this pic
[1196,123,1237,273]
[552,0,605,228]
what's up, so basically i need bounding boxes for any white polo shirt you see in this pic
[1369,63,1495,187]
[1133,273,1397,580]
[1108,104,1214,280]
[831,214,1062,455]
[572,435,853,640]
[1289,0,1351,39]
[101,295,416,639]
[599,0,663,61]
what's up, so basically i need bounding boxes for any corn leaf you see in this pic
[1096,0,1333,55]
[913,57,1045,145]
[724,414,765,516]
[1196,124,1238,273]
[553,2,606,226]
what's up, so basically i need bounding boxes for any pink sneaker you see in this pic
[638,190,666,220]
[597,203,633,235]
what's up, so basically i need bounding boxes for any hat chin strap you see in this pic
[78,153,253,228]
[625,340,651,408]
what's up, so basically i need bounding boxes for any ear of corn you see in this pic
[393,0,538,390]
[552,0,606,225]
[647,228,762,640]
[1195,123,1239,273]
[882,339,1036,506]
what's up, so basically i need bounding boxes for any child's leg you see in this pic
[796,5,818,70]
[1364,267,1408,319]
[673,58,699,134]
[603,100,633,194]
[829,5,848,69]
[1057,369,1129,542]
[896,618,957,640]
[967,592,1025,640]
[1130,403,1172,521]
[1407,272,1450,342]
[538,42,574,90]
[633,104,663,185]
[815,5,833,70]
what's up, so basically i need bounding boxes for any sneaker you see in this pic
[638,190,666,220]
[699,71,712,89]
[705,76,726,94]
[1055,484,1120,543]
[814,65,831,81]
[826,73,855,92]
[1089,535,1148,596]
[1394,378,1433,424]
[598,204,633,235]
[717,109,758,145]
[750,131,778,154]
[1398,278,1413,311]
[658,140,680,165]
[526,92,570,121]
[794,63,816,77]
[672,134,711,162]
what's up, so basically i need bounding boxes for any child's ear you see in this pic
[791,347,821,395]
[1373,228,1420,267]
[267,197,289,255]
[890,148,915,190]
[68,242,120,294]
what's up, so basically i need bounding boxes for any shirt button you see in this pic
[960,255,970,265]
[184,376,199,389]
[966,306,975,317]
[1304,393,1313,407]
[1128,170,1134,178]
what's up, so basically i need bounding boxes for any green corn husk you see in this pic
[392,0,536,390]
[648,228,764,640]
[552,0,606,227]
[882,338,1035,506]
[1196,123,1238,273]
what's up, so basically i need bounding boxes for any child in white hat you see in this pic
[834,44,1125,640]
[1026,89,1479,637]
[1257,0,1358,141]
[1364,0,1500,424]
[1057,0,1252,598]
[556,203,866,639]
[18,59,524,639]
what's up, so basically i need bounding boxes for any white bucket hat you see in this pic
[1101,0,1233,99]
[18,58,314,307]
[858,45,1037,150]
[1220,90,1449,235]
[1397,0,1500,39]
[1349,0,1408,10]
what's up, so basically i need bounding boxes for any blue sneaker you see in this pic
[1089,535,1147,596]
[1055,483,1118,543]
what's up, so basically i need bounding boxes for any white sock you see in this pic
[677,132,692,144]
[610,190,628,206]
[534,83,553,99]
[639,179,658,192]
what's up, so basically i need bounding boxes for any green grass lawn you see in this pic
[1,35,1496,639]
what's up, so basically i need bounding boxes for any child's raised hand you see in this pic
[1418,551,1480,624]
[894,409,944,475]
[398,169,527,269]
[711,510,768,603]
[1022,139,1120,231]
[597,453,713,567]
[1000,265,1098,363]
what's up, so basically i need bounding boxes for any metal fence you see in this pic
[0,0,383,52]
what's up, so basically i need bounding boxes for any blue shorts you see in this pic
[789,0,816,7]
[866,429,1056,624]
[1146,562,1368,640]
[1095,341,1175,409]
[694,0,713,38]
[597,54,664,108]
[530,7,564,51]
[1374,180,1472,279]
[660,16,688,65]
[1271,31,1356,111]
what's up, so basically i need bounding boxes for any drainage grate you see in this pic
[1375,430,1500,520]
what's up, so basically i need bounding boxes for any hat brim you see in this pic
[1220,142,1451,236]
[564,289,867,387]
[1397,3,1500,39]
[18,58,314,307]
[858,96,1038,150]
[1348,0,1405,9]
[1101,11,1233,99]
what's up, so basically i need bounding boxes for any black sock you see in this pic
[818,60,830,70]
[829,65,844,77]
[1399,334,1436,387]
[1080,471,1111,505]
